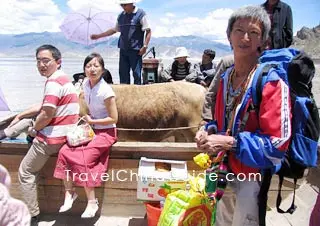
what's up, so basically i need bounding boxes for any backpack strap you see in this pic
[252,64,276,109]
[240,64,275,132]
[276,175,297,214]
[258,169,272,226]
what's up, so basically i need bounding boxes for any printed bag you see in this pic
[66,117,95,147]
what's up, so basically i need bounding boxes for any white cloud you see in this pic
[0,0,231,43]
[67,0,122,12]
[0,0,63,34]
[165,13,176,18]
[151,8,233,42]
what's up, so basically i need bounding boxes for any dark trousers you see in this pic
[119,49,142,84]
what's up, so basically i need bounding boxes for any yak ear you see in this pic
[79,92,89,117]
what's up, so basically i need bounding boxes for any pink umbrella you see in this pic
[60,7,117,46]
[0,87,9,111]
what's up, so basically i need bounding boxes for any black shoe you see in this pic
[30,215,39,226]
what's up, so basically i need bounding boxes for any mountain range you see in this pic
[1,24,319,60]
[0,32,231,59]
[292,24,320,60]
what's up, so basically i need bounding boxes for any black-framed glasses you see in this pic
[36,58,55,65]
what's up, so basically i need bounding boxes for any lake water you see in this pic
[0,57,319,113]
[0,57,119,112]
[0,57,201,112]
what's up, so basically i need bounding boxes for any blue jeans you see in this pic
[119,49,142,84]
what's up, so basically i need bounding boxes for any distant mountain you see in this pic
[292,24,320,59]
[0,32,231,59]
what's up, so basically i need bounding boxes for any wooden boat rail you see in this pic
[0,140,308,216]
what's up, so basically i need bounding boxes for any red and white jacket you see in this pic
[214,66,292,176]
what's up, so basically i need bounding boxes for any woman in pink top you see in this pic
[0,164,31,226]
[53,53,118,218]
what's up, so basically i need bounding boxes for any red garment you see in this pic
[310,194,320,226]
[37,70,79,144]
[214,68,291,175]
[54,128,117,187]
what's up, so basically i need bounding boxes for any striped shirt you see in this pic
[36,70,79,144]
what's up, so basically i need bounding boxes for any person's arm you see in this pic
[91,28,117,40]
[160,64,174,82]
[85,96,118,125]
[185,63,198,82]
[202,68,216,79]
[144,29,151,47]
[234,78,292,168]
[32,106,56,132]
[8,103,42,127]
[29,78,65,136]
[284,5,293,47]
[201,66,222,121]
[139,29,151,56]
[139,14,152,56]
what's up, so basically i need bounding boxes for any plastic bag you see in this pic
[66,117,95,147]
[157,176,213,226]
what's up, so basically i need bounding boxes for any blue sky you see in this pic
[0,0,319,43]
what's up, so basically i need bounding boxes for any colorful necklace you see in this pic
[225,65,257,136]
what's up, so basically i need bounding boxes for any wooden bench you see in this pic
[0,140,302,217]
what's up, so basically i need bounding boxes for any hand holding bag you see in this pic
[67,116,95,147]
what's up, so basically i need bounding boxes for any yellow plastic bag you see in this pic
[157,176,213,226]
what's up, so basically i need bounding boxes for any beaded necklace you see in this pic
[225,65,257,136]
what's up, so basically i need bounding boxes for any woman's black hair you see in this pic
[83,53,113,84]
[83,52,105,71]
[102,69,113,84]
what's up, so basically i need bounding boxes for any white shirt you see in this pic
[83,78,116,129]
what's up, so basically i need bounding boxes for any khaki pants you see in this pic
[4,118,33,138]
[18,138,63,217]
[216,177,261,226]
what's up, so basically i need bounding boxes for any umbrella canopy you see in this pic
[60,7,117,46]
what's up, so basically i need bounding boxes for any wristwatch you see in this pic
[143,44,148,48]
[30,128,38,137]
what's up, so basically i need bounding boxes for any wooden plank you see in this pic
[1,155,203,190]
[0,141,201,160]
[1,141,315,216]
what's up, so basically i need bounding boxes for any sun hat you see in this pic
[174,47,189,59]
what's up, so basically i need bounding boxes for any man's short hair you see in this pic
[204,49,216,59]
[36,44,61,61]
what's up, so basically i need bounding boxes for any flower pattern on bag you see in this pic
[67,117,95,147]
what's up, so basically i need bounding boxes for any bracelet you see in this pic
[232,138,238,149]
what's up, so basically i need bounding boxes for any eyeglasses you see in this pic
[36,58,55,65]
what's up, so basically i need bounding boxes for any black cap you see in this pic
[203,49,216,59]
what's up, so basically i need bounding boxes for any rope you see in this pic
[116,125,199,132]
